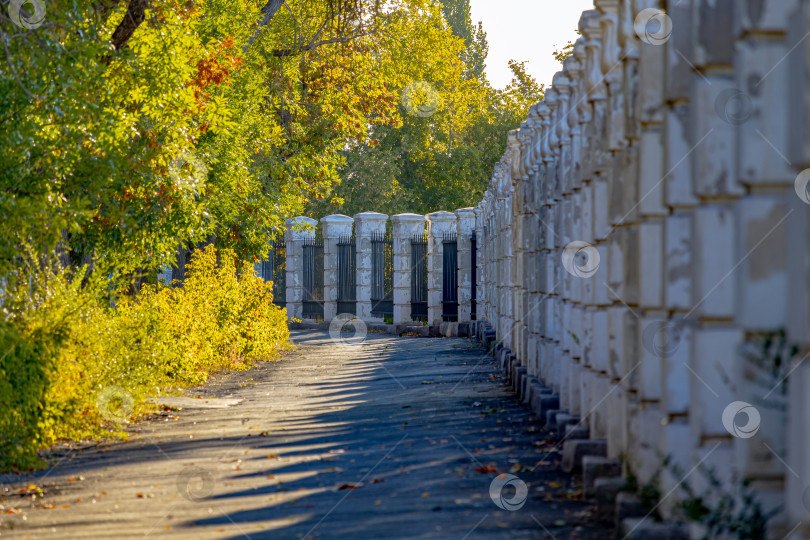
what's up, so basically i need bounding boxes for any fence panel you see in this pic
[271,240,286,308]
[254,241,287,308]
[337,235,357,316]
[470,231,476,321]
[442,233,458,322]
[302,236,324,320]
[371,232,393,318]
[410,233,428,321]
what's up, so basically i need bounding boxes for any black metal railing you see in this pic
[410,233,428,321]
[470,231,476,320]
[271,240,286,308]
[337,234,357,316]
[442,233,458,322]
[254,240,287,308]
[371,231,393,318]
[302,236,324,320]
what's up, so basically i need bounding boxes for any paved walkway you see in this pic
[0,331,607,539]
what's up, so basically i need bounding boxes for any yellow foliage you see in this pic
[0,246,289,471]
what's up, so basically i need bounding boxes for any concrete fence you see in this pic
[470,1,810,538]
[283,210,477,333]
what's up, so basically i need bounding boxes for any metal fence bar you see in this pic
[336,234,357,316]
[442,232,458,322]
[470,231,476,321]
[371,231,393,318]
[410,233,428,321]
[302,236,324,319]
[272,240,286,308]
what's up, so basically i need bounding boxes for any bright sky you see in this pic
[469,0,596,89]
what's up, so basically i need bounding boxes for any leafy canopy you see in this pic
[0,0,465,276]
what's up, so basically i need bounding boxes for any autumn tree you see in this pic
[307,0,543,218]
[0,0,470,280]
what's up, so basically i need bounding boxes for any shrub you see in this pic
[0,246,289,471]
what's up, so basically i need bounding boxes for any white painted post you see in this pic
[285,216,317,321]
[320,214,354,322]
[354,211,388,322]
[391,213,426,326]
[455,208,476,324]
[426,211,457,327]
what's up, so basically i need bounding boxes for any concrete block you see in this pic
[583,456,621,498]
[734,196,789,329]
[556,414,581,434]
[532,395,560,421]
[664,213,691,310]
[615,492,647,527]
[689,328,744,438]
[692,206,737,318]
[545,409,564,429]
[664,105,698,207]
[565,424,590,441]
[561,438,608,473]
[593,477,624,524]
[513,366,528,395]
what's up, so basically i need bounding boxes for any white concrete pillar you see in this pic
[426,211,457,326]
[284,216,317,321]
[320,214,353,322]
[391,213,426,325]
[353,212,388,322]
[455,208,476,324]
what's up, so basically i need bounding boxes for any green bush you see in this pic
[0,246,289,471]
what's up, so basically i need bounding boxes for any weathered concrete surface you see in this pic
[0,331,606,539]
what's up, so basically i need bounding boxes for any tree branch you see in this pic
[110,0,148,51]
[270,33,368,57]
[259,0,286,26]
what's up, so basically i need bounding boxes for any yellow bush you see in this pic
[0,246,289,471]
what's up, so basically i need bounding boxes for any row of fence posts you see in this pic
[257,211,478,328]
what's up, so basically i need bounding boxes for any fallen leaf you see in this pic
[337,483,363,490]
[371,478,385,484]
[474,465,498,474]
